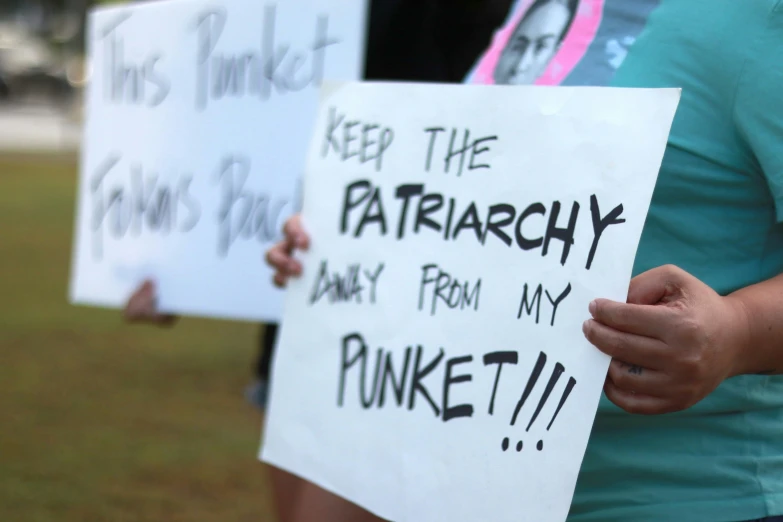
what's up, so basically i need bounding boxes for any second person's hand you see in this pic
[124,279,179,327]
[266,214,310,288]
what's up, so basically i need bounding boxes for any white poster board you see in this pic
[69,0,368,322]
[262,82,680,522]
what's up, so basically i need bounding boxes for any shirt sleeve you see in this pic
[733,1,783,222]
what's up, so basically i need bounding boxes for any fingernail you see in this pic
[588,300,597,315]
[582,320,590,335]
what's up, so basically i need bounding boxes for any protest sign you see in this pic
[69,0,368,321]
[261,81,681,522]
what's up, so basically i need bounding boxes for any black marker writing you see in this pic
[338,332,445,418]
[547,377,576,430]
[483,351,518,415]
[525,363,564,432]
[544,201,579,266]
[418,263,481,316]
[309,259,384,305]
[322,108,394,171]
[338,333,382,408]
[194,6,339,110]
[408,346,445,417]
[377,348,412,408]
[586,194,626,270]
[545,283,572,326]
[337,333,578,448]
[516,281,572,326]
[509,351,547,428]
[339,180,597,267]
[340,180,388,237]
[100,12,169,107]
[503,353,577,453]
[424,127,498,176]
[442,356,474,422]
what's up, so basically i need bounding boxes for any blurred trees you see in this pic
[0,0,122,52]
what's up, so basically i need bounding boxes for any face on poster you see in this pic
[262,81,680,522]
[466,0,661,87]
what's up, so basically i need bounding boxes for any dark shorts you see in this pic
[256,323,278,382]
[246,323,278,411]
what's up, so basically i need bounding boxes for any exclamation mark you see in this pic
[535,375,576,451]
[526,363,564,450]
[509,351,546,427]
[502,351,546,452]
[546,377,577,432]
[526,363,564,431]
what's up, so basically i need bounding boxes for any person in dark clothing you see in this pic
[125,2,511,521]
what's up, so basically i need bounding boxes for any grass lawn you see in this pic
[0,154,276,521]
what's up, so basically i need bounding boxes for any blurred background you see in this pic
[1,1,276,520]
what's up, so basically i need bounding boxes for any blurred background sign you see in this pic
[0,1,282,520]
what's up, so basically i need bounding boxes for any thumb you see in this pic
[627,264,688,305]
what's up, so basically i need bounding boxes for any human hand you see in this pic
[265,214,310,288]
[582,264,748,415]
[123,280,179,327]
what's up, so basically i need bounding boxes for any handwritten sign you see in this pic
[261,82,680,522]
[68,0,368,321]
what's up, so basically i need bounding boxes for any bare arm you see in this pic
[726,272,783,376]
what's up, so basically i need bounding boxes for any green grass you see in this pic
[0,154,276,521]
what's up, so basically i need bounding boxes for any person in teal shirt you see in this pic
[268,0,783,520]
[576,1,783,520]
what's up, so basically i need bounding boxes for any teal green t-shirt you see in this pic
[570,1,783,521]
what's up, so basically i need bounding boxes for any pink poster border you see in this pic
[472,0,605,86]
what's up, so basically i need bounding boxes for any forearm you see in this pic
[726,272,783,376]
